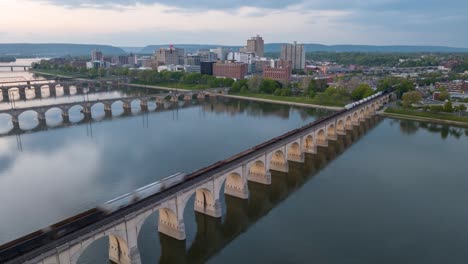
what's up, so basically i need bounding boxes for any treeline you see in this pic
[0,57,16,63]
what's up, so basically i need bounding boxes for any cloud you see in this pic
[46,0,303,9]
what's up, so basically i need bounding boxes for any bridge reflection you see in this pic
[131,117,382,264]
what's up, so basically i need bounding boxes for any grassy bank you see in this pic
[384,107,468,125]
[30,69,89,78]
[132,81,210,90]
[229,92,348,107]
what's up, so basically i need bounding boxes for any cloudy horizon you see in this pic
[0,0,467,48]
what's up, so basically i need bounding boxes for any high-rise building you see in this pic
[197,49,218,62]
[155,46,184,65]
[281,41,305,70]
[91,49,103,61]
[210,47,231,61]
[246,35,264,57]
[184,54,201,66]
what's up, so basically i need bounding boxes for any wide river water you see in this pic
[1,60,468,263]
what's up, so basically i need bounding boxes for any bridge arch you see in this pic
[248,159,270,184]
[75,234,130,264]
[303,134,314,153]
[346,115,352,129]
[269,149,288,173]
[327,124,336,139]
[316,129,327,146]
[287,142,303,162]
[221,171,249,199]
[337,119,345,133]
[359,109,365,121]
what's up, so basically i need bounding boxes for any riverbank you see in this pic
[28,72,344,110]
[219,94,344,110]
[380,107,468,127]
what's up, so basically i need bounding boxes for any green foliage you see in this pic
[260,79,281,94]
[444,101,453,112]
[351,84,374,100]
[385,107,468,124]
[430,105,444,113]
[437,88,451,102]
[377,77,415,98]
[402,91,422,108]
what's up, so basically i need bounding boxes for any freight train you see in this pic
[0,89,391,263]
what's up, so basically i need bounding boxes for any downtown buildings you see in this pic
[281,41,306,70]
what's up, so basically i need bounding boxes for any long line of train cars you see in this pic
[0,89,390,263]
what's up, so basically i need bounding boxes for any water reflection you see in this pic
[391,119,468,139]
[79,117,381,264]
[0,97,330,245]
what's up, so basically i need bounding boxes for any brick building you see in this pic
[213,62,248,80]
[262,60,292,84]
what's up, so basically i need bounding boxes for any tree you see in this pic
[402,91,422,108]
[437,88,450,102]
[351,84,374,101]
[444,101,453,112]
[260,79,280,94]
[324,86,338,97]
[248,75,262,92]
[230,81,240,93]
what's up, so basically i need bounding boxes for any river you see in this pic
[1,63,468,263]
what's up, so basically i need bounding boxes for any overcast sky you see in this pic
[0,0,467,47]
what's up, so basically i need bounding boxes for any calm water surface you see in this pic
[1,67,468,263]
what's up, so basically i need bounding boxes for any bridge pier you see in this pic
[104,104,112,118]
[11,115,20,130]
[19,89,26,101]
[34,87,42,99]
[140,99,148,112]
[123,102,132,114]
[2,89,10,101]
[82,107,92,121]
[37,112,47,128]
[63,85,70,96]
[76,86,84,95]
[197,94,205,100]
[49,86,57,97]
[184,94,192,101]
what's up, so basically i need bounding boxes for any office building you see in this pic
[281,41,305,70]
[201,61,216,75]
[246,35,264,57]
[155,46,184,65]
[91,49,103,61]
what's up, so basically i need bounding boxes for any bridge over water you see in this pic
[0,92,392,264]
[0,88,228,131]
[0,79,129,102]
[0,65,32,71]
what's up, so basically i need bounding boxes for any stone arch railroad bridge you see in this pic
[1,92,392,264]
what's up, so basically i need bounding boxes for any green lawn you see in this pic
[385,107,468,123]
[230,92,348,107]
[31,69,89,78]
[135,82,211,90]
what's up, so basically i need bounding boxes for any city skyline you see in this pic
[0,0,467,47]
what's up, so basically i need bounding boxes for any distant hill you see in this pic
[119,47,144,53]
[266,43,468,53]
[140,43,468,54]
[0,44,126,57]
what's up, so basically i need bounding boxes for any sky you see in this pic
[0,0,467,47]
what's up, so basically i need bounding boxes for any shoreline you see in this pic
[379,112,468,127]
